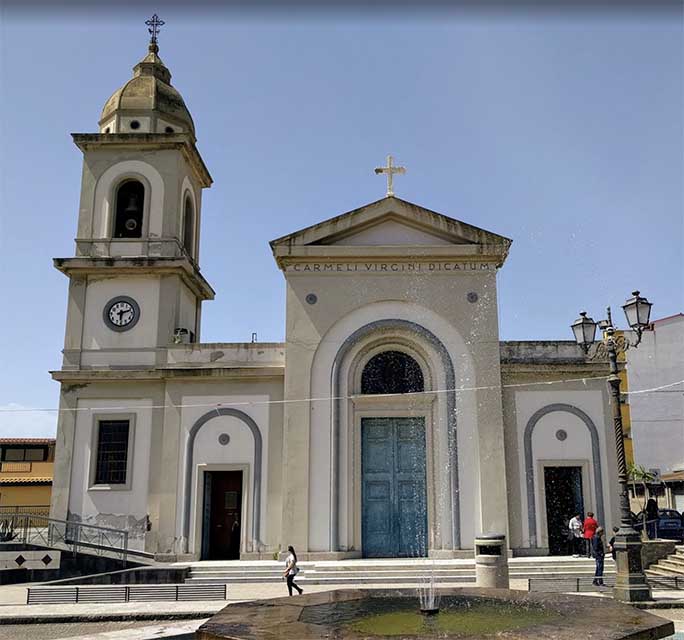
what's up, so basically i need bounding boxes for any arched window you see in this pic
[361,350,424,395]
[183,194,195,257]
[113,180,144,238]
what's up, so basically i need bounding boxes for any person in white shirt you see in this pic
[568,514,584,557]
[283,545,303,596]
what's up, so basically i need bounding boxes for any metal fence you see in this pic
[528,575,684,593]
[0,505,50,517]
[27,583,228,605]
[0,513,128,563]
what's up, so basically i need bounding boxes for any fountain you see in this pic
[196,587,674,639]
[418,561,440,615]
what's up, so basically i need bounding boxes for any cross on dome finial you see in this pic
[145,14,165,46]
[374,155,406,197]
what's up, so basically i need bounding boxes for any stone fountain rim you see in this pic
[195,587,675,640]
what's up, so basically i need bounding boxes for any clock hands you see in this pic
[105,298,138,330]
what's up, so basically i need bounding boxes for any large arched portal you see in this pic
[359,350,428,558]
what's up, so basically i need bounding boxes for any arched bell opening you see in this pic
[113,180,145,239]
[182,193,195,258]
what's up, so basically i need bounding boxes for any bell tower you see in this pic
[55,18,214,369]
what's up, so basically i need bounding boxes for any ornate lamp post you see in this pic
[571,291,653,603]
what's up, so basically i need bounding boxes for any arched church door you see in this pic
[360,352,428,558]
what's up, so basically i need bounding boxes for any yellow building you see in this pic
[0,438,55,516]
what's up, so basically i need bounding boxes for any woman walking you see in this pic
[592,527,606,587]
[283,545,303,596]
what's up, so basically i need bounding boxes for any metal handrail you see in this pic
[0,513,128,563]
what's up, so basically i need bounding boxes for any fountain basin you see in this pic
[195,587,674,639]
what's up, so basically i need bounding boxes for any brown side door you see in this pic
[206,471,243,560]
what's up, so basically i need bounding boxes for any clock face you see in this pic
[103,297,140,332]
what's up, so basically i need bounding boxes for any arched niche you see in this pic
[331,319,460,551]
[183,408,263,553]
[524,403,606,548]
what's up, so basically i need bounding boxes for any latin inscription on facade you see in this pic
[285,261,496,273]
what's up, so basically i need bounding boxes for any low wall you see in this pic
[0,547,140,585]
[1,546,61,571]
[641,539,677,569]
[47,565,190,586]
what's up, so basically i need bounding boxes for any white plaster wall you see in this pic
[91,160,164,240]
[178,283,197,337]
[68,398,153,551]
[178,396,270,554]
[119,116,152,133]
[514,390,611,547]
[81,275,160,352]
[627,317,684,474]
[308,300,478,552]
[100,118,116,133]
[330,221,453,246]
[157,117,184,134]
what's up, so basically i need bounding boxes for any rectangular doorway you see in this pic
[544,466,584,556]
[201,470,243,560]
[361,417,427,558]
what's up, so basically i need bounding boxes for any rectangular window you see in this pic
[4,448,26,461]
[25,448,46,462]
[94,420,130,485]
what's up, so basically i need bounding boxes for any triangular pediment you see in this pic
[270,196,511,249]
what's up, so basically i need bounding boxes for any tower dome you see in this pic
[99,37,195,137]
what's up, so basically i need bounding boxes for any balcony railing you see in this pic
[1,462,32,473]
[0,505,51,517]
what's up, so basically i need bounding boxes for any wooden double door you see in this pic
[202,470,243,560]
[361,417,428,558]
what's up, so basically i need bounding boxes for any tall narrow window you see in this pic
[183,194,195,257]
[94,420,130,485]
[361,351,424,395]
[113,180,144,238]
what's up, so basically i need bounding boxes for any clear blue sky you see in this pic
[0,4,682,437]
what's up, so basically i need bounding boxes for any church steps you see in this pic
[186,566,600,578]
[185,570,614,585]
[650,560,684,576]
[186,575,478,585]
[184,563,614,584]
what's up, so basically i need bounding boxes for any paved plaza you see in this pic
[0,576,683,639]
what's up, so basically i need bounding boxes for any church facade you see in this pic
[50,36,620,561]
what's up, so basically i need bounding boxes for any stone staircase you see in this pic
[646,545,684,581]
[183,556,614,586]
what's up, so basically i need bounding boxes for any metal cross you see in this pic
[374,155,406,197]
[145,14,165,45]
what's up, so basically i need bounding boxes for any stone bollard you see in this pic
[474,533,509,589]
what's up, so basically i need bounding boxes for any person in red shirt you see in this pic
[583,512,598,558]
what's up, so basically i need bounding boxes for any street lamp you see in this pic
[571,291,653,603]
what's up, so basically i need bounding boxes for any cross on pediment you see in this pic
[374,155,406,197]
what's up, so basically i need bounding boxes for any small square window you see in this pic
[95,420,130,485]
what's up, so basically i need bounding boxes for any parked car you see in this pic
[633,508,684,541]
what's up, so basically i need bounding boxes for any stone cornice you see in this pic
[51,366,284,383]
[53,256,215,301]
[71,133,212,188]
[272,244,509,271]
